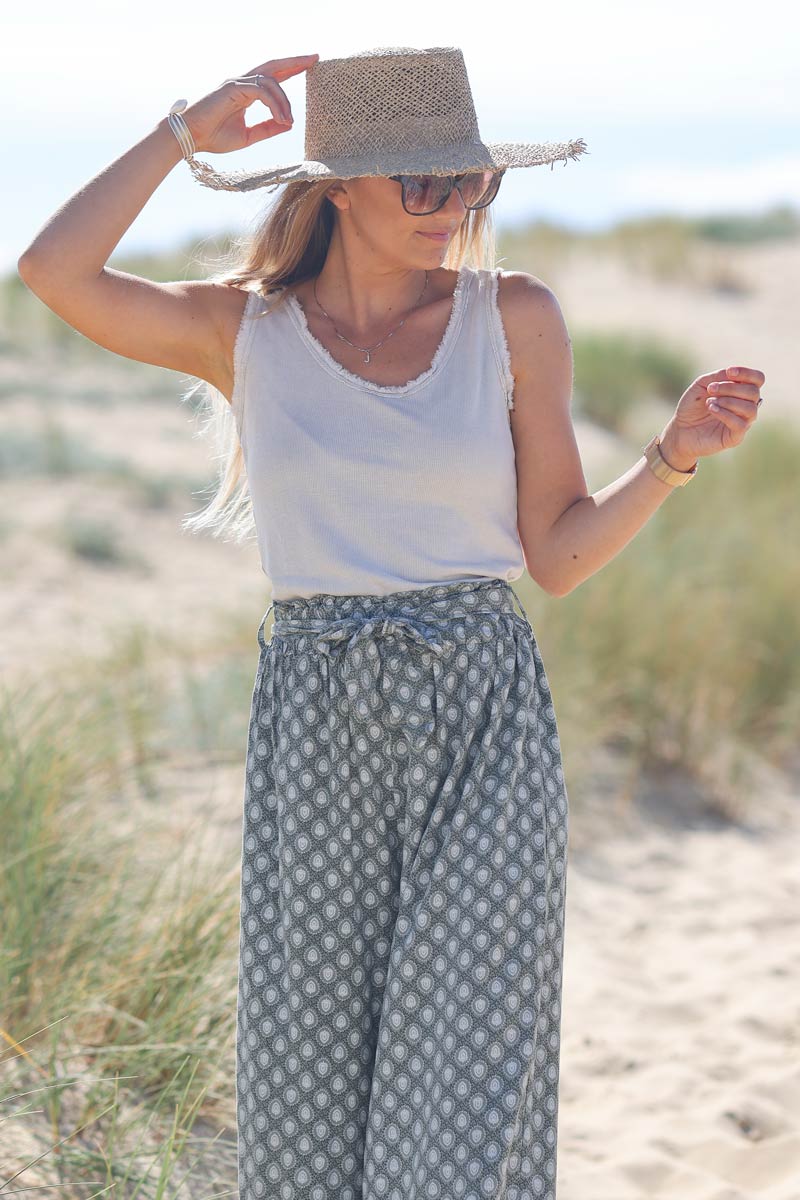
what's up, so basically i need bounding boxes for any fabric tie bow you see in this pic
[272,612,457,750]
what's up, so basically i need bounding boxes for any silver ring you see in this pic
[222,74,266,88]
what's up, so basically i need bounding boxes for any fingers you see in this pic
[247,53,320,82]
[706,396,758,422]
[700,365,765,426]
[696,364,765,447]
[705,382,761,424]
[706,381,760,403]
[723,365,766,387]
[256,75,293,125]
[704,400,751,437]
[227,53,320,126]
[225,73,293,125]
[699,365,766,389]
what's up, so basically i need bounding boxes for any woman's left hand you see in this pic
[658,365,766,471]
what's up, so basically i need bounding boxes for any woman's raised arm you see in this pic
[17,56,318,390]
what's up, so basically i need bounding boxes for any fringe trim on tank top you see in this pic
[487,268,516,414]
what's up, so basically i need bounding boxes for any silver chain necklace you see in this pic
[312,271,430,365]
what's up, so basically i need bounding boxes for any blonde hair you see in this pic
[180,178,500,546]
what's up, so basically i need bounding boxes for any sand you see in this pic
[559,744,800,1199]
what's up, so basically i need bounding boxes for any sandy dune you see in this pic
[560,745,800,1199]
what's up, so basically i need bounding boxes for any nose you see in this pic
[441,186,467,219]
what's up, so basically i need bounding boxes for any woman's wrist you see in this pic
[657,421,698,473]
[153,115,188,169]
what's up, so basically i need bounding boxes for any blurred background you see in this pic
[2,3,799,1197]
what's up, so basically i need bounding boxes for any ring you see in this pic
[757,396,763,407]
[222,74,266,87]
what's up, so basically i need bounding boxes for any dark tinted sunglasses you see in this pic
[389,169,506,215]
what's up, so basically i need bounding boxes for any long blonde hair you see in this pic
[180,178,500,545]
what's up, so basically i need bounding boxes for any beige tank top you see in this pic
[231,264,525,600]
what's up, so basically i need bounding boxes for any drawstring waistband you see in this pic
[273,612,457,659]
[254,580,534,752]
[257,580,534,652]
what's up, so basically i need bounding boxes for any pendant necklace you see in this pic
[312,271,430,364]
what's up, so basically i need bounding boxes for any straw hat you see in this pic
[180,45,589,193]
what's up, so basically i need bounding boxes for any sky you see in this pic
[4,0,798,276]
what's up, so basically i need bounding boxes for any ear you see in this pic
[325,182,350,211]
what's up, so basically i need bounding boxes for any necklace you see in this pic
[311,271,430,365]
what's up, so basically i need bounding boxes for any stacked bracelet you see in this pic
[164,96,281,191]
[167,99,196,160]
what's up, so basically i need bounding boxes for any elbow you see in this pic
[524,564,573,599]
[17,248,58,289]
[17,251,44,290]
[522,549,575,599]
[544,567,582,598]
[544,580,574,599]
[16,253,66,306]
[17,250,37,278]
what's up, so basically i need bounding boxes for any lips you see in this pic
[418,231,451,240]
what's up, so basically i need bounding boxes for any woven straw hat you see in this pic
[184,45,589,193]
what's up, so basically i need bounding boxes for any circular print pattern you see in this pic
[237,577,569,1200]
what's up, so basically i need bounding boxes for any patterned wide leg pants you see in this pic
[235,577,569,1200]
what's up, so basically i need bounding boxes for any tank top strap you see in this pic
[482,267,515,413]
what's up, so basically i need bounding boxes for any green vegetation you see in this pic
[498,203,798,286]
[572,331,696,433]
[0,619,256,1193]
[57,513,141,567]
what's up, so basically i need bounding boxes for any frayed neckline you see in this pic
[283,266,474,396]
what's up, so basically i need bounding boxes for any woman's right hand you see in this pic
[178,54,319,155]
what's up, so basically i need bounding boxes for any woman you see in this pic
[18,45,764,1200]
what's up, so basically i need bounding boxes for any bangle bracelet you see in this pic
[642,434,698,487]
[167,99,196,160]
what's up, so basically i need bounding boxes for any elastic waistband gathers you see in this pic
[257,577,532,651]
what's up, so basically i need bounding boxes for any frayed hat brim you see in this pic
[184,138,589,193]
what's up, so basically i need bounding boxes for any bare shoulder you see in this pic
[494,269,571,389]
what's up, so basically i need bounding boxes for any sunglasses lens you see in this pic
[459,170,503,207]
[401,170,504,213]
[401,175,451,214]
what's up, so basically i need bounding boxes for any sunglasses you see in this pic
[389,169,506,216]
